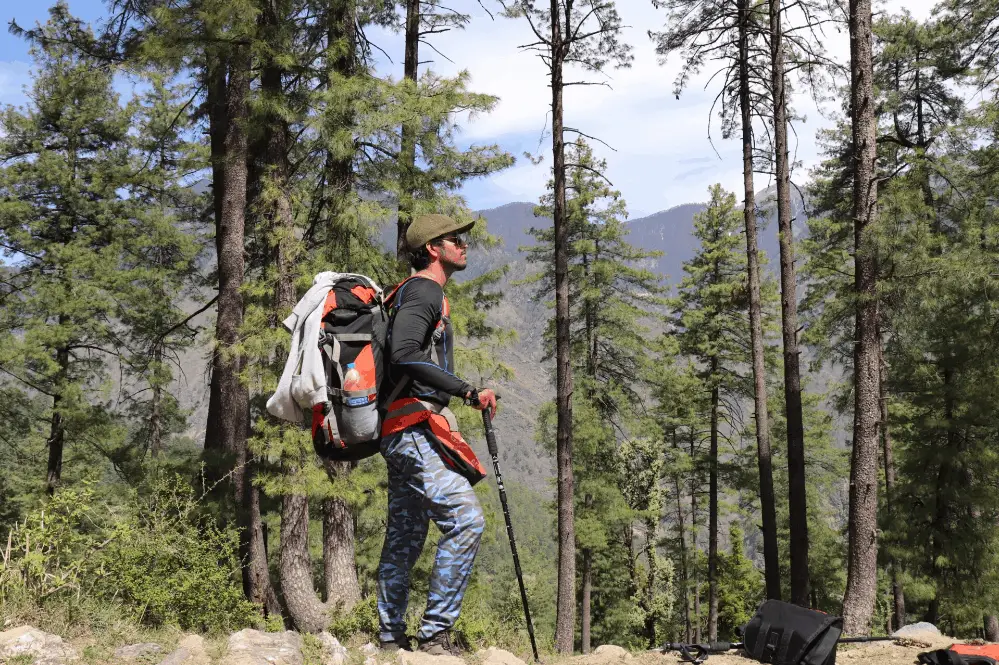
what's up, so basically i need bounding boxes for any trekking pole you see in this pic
[482,408,540,662]
[654,636,896,662]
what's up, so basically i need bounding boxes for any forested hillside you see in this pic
[1,0,998,660]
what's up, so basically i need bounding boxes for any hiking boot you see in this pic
[417,631,461,656]
[380,637,412,652]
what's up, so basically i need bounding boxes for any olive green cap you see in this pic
[405,214,475,251]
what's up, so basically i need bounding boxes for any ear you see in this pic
[426,242,443,262]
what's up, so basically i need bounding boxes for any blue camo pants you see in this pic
[377,426,485,642]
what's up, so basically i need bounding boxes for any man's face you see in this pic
[434,233,468,272]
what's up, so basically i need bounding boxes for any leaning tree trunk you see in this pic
[708,362,720,642]
[737,0,780,603]
[397,0,420,259]
[550,4,576,653]
[769,0,809,607]
[842,0,881,633]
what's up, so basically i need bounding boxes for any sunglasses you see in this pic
[439,234,468,248]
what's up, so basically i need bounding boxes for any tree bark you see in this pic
[203,58,227,459]
[645,517,659,646]
[323,460,362,610]
[690,428,701,643]
[985,616,999,641]
[842,0,881,633]
[397,0,420,259]
[281,490,329,632]
[581,548,592,654]
[879,336,905,630]
[769,0,809,607]
[737,0,780,603]
[708,365,719,641]
[550,1,576,653]
[45,345,68,495]
[674,455,692,643]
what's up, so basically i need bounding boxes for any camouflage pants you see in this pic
[377,426,485,642]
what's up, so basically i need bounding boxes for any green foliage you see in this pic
[0,477,258,633]
[715,525,762,639]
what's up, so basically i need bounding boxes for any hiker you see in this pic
[377,214,498,655]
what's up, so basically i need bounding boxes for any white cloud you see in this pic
[372,0,939,214]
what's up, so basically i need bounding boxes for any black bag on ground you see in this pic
[741,600,844,665]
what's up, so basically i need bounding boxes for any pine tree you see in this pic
[501,0,633,648]
[651,0,782,604]
[525,139,664,649]
[670,185,777,641]
[0,7,136,495]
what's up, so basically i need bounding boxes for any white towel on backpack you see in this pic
[266,271,345,422]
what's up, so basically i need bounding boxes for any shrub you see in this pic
[0,474,258,634]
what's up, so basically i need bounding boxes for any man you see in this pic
[378,213,498,655]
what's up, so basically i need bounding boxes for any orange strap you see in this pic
[382,398,486,477]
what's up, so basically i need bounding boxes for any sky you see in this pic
[0,0,937,218]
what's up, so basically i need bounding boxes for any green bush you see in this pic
[0,475,258,633]
[94,474,259,632]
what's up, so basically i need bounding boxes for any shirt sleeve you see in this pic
[389,278,474,397]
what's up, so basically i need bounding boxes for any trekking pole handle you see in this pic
[482,404,500,458]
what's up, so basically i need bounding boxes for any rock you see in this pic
[593,645,632,660]
[397,648,466,665]
[892,622,941,639]
[217,628,304,665]
[477,646,528,665]
[365,656,379,665]
[317,632,349,665]
[115,642,165,661]
[0,625,79,664]
[361,642,380,656]
[891,622,942,647]
[157,635,210,665]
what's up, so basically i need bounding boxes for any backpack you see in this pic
[741,600,843,665]
[310,275,388,461]
[310,274,441,461]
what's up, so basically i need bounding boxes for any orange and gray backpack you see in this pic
[310,275,389,461]
[310,274,441,461]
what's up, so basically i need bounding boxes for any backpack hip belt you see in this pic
[382,397,486,484]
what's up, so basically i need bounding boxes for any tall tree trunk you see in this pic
[216,41,268,612]
[645,517,659,646]
[551,3,576,653]
[708,364,720,641]
[150,343,164,458]
[323,460,362,609]
[842,0,881,633]
[769,0,809,606]
[321,0,363,612]
[45,345,69,495]
[879,336,905,630]
[581,548,592,654]
[674,438,692,643]
[737,0,780,603]
[690,428,701,643]
[204,58,227,460]
[397,0,420,259]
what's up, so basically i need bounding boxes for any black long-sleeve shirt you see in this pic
[384,277,474,407]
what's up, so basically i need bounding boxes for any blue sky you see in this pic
[1,0,937,218]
